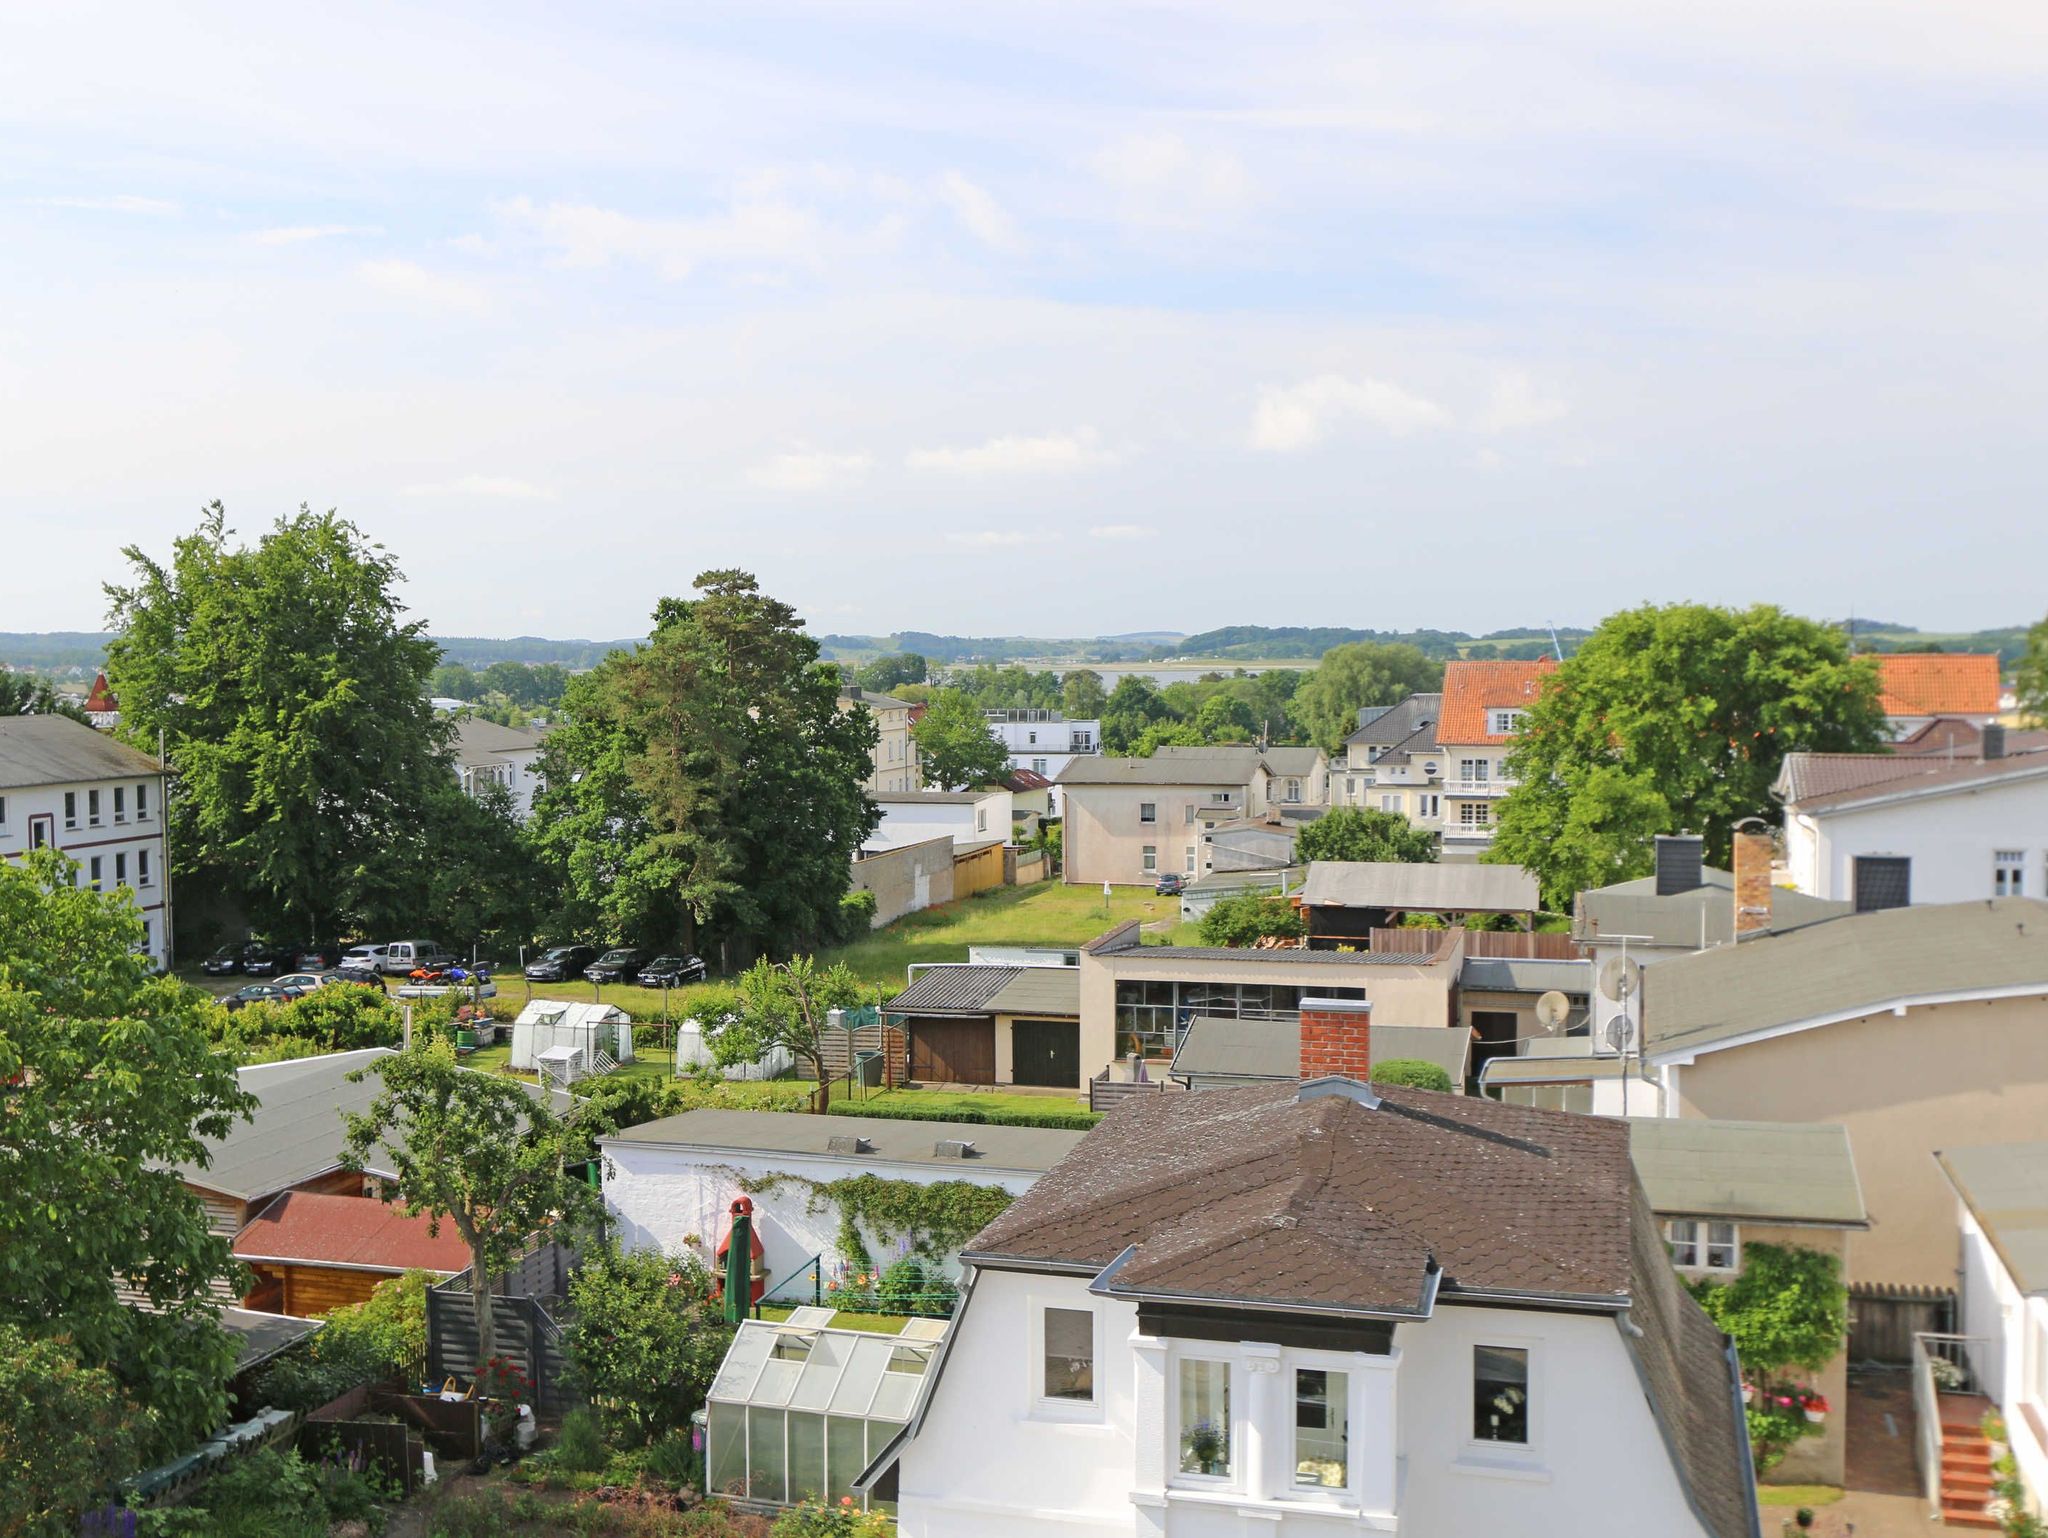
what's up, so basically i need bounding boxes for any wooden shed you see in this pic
[235,1191,469,1316]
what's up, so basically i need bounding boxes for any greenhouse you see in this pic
[702,1311,944,1510]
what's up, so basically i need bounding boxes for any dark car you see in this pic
[200,946,242,977]
[583,948,646,985]
[1154,872,1187,896]
[636,954,708,988]
[524,944,599,983]
[295,943,342,970]
[222,982,308,1012]
[240,944,289,977]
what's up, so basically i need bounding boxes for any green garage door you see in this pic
[1010,1018,1080,1088]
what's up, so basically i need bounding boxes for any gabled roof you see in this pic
[1438,659,1556,745]
[1643,898,2048,1059]
[233,1190,470,1274]
[1002,768,1053,791]
[1775,749,2048,815]
[1299,859,1540,913]
[1892,719,2048,758]
[0,713,161,790]
[1055,745,1265,788]
[603,1107,1085,1173]
[1344,693,1441,751]
[1875,652,2001,717]
[838,687,913,711]
[1260,745,1324,777]
[886,965,1022,1015]
[1575,867,1851,949]
[1629,1119,1867,1228]
[1369,720,1445,767]
[1938,1142,2048,1296]
[450,716,546,766]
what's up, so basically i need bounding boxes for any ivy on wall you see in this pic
[733,1168,1014,1270]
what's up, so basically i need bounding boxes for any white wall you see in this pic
[0,771,171,968]
[872,789,1014,851]
[1957,1206,2048,1510]
[895,1271,1716,1538]
[1788,773,2048,904]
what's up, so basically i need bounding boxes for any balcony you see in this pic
[1443,778,1513,798]
[1442,821,1497,842]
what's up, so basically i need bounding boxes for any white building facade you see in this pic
[450,717,549,819]
[986,711,1100,782]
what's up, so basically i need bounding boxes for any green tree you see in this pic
[1291,643,1444,754]
[1101,675,1170,752]
[1690,1242,1848,1474]
[2017,611,2048,727]
[103,504,452,948]
[0,850,250,1458]
[342,1037,595,1368]
[857,652,928,693]
[1196,892,1304,948]
[0,674,88,722]
[714,956,869,1112]
[564,1244,732,1443]
[430,661,480,700]
[1490,604,1885,905]
[910,688,1011,790]
[1295,807,1439,865]
[1194,694,1259,743]
[532,572,879,958]
[0,1327,139,1537]
[1061,668,1108,719]
[1132,719,1206,756]
[357,778,541,951]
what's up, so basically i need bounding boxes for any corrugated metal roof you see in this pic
[1940,1142,2048,1296]
[604,1107,1085,1172]
[983,967,1080,1017]
[1630,1119,1867,1227]
[0,714,162,790]
[1300,860,1540,913]
[886,965,1021,1014]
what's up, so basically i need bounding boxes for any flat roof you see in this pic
[1480,1053,1637,1085]
[1169,1016,1471,1085]
[1300,859,1540,913]
[1629,1119,1867,1227]
[602,1107,1086,1173]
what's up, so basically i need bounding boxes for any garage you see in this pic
[908,1018,996,1085]
[1008,1018,1080,1089]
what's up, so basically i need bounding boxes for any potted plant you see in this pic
[1800,1390,1829,1425]
[1185,1420,1225,1476]
[1742,1380,1756,1406]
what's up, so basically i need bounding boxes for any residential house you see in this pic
[1057,745,1272,886]
[840,687,922,794]
[233,1190,470,1315]
[1875,652,2003,739]
[986,711,1100,803]
[1331,692,1442,822]
[864,1078,1757,1538]
[885,963,1084,1089]
[1434,660,1554,858]
[1777,731,2048,908]
[1198,815,1306,876]
[1261,744,1328,810]
[450,716,549,819]
[1455,955,1592,1091]
[868,788,1015,852]
[603,1109,1084,1295]
[1295,859,1540,947]
[0,713,172,968]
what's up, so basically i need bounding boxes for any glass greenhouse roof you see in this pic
[709,1319,941,1418]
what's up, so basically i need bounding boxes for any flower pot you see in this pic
[1803,1407,1826,1424]
[1742,1383,1755,1405]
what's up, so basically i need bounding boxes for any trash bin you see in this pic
[852,1049,883,1089]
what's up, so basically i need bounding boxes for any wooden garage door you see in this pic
[909,1018,996,1085]
[1010,1019,1080,1089]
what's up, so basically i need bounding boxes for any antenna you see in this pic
[1533,990,1571,1035]
[1597,954,1642,1005]
[1546,622,1565,662]
[1600,1014,1636,1056]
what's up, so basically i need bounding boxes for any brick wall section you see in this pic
[1299,997,1373,1082]
[1733,830,1775,935]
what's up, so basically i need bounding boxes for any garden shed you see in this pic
[703,1315,944,1510]
[508,1000,634,1071]
[674,1017,795,1081]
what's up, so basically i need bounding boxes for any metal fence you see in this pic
[1911,1331,1987,1516]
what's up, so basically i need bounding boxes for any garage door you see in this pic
[909,1018,996,1085]
[1010,1019,1080,1088]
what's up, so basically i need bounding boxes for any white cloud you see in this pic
[1250,374,1451,452]
[1087,133,1251,228]
[936,171,1022,253]
[907,428,1113,477]
[248,224,381,245]
[944,529,1056,548]
[357,259,489,314]
[746,449,873,492]
[499,194,821,280]
[399,474,554,500]
[1477,370,1570,432]
[1089,523,1157,541]
[36,194,178,215]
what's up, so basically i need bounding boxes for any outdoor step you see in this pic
[1939,1509,2002,1531]
[1943,1478,1995,1501]
[1943,1454,1994,1476]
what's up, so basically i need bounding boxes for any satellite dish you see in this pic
[1598,955,1642,1004]
[1600,1014,1636,1057]
[1534,991,1571,1034]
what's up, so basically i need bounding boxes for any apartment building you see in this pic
[449,716,548,819]
[838,686,922,794]
[1057,746,1272,886]
[1435,659,1555,858]
[985,710,1100,780]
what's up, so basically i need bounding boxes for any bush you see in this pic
[824,1099,1099,1131]
[873,1258,957,1318]
[251,1270,431,1410]
[0,1327,137,1537]
[565,1244,733,1444]
[213,986,403,1060]
[834,888,878,942]
[1196,892,1303,949]
[1369,1059,1453,1092]
[643,1427,703,1492]
[555,1409,611,1473]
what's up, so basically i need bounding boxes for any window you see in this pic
[1422,761,1440,778]
[1294,1369,1350,1490]
[1418,793,1440,819]
[1184,805,1196,825]
[1488,709,1526,735]
[1042,1308,1094,1402]
[1667,1220,1739,1271]
[136,782,149,819]
[0,794,6,827]
[138,849,152,887]
[1032,758,1048,774]
[1177,1359,1232,1477]
[113,786,125,821]
[1140,801,1157,824]
[1028,731,1038,745]
[1458,802,1491,828]
[1347,777,1358,798]
[1996,850,2026,898]
[1458,758,1490,784]
[30,818,50,850]
[1379,793,1400,813]
[1853,855,1911,913]
[87,789,100,825]
[976,808,988,832]
[1211,791,1232,803]
[1473,1346,1529,1444]
[140,918,151,955]
[1185,846,1197,873]
[89,856,102,890]
[64,791,77,828]
[1142,845,1158,872]
[114,852,127,886]
[1284,778,1302,803]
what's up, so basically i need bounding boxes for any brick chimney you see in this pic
[1299,997,1373,1082]
[1732,826,1775,937]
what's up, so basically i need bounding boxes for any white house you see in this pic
[864,1078,1756,1538]
[986,710,1100,786]
[449,717,548,819]
[867,788,1015,853]
[0,714,172,968]
[601,1108,1084,1293]
[1776,734,2048,909]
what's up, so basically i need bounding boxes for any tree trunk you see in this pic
[810,1050,830,1114]
[471,1237,495,1368]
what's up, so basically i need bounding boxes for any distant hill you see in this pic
[433,635,642,668]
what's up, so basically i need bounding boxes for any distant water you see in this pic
[946,661,1312,687]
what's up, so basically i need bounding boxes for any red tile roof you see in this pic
[1875,653,2000,717]
[1438,659,1557,744]
[232,1190,469,1275]
[84,672,117,713]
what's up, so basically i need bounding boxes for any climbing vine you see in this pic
[734,1168,1014,1270]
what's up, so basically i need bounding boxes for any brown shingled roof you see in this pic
[1875,652,2001,716]
[1438,659,1557,745]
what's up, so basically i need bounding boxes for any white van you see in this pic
[381,940,455,976]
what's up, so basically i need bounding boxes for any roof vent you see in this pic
[932,1139,979,1159]
[1984,723,2007,761]
[827,1135,875,1156]
[1653,834,1705,897]
[1297,1076,1382,1109]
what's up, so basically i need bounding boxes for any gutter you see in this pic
[231,1252,459,1276]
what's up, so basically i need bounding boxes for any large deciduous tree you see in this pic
[2017,610,2048,727]
[1488,604,1885,910]
[0,850,251,1459]
[910,688,1011,790]
[1291,643,1444,753]
[532,571,879,959]
[1061,668,1108,719]
[342,1038,593,1368]
[1294,806,1439,865]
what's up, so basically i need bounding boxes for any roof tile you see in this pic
[1875,653,2001,716]
[1438,660,1556,746]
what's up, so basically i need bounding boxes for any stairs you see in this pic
[1938,1397,2000,1530]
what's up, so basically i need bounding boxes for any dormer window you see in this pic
[1488,709,1526,735]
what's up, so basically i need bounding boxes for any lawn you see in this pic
[1754,1485,1843,1508]
[846,1086,1091,1117]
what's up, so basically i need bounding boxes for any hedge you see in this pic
[825,1100,1102,1132]
[1369,1058,1454,1092]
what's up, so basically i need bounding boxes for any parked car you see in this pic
[584,948,646,985]
[274,973,327,993]
[379,941,455,976]
[200,946,242,977]
[1153,872,1187,896]
[337,943,388,978]
[295,943,342,970]
[240,944,289,976]
[637,954,708,987]
[524,944,599,983]
[222,982,309,1012]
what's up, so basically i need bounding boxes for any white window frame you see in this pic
[1286,1353,1360,1505]
[1029,1299,1104,1423]
[1995,850,2026,898]
[112,785,125,823]
[89,855,102,890]
[1458,758,1490,784]
[1379,793,1399,813]
[1032,758,1048,775]
[1185,845,1197,874]
[1666,1218,1740,1273]
[1488,709,1525,735]
[1170,1352,1239,1489]
[1458,802,1491,828]
[64,791,77,829]
[1140,801,1157,824]
[135,782,149,820]
[1142,845,1158,872]
[114,852,126,887]
[1418,793,1440,819]
[138,848,152,887]
[1460,1335,1544,1473]
[87,788,100,826]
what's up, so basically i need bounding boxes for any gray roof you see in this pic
[1461,956,1593,994]
[1343,693,1441,752]
[1169,1016,1470,1085]
[1300,860,1540,913]
[1776,749,2048,814]
[1575,867,1851,950]
[450,716,545,766]
[603,1107,1085,1173]
[1630,1120,1867,1228]
[1056,745,1264,788]
[1260,746,1324,777]
[839,687,913,711]
[221,1307,324,1373]
[1644,898,2048,1058]
[1939,1143,2048,1296]
[0,713,162,790]
[1129,944,1435,966]
[1367,720,1444,768]
[873,789,999,806]
[1186,867,1301,895]
[983,967,1080,1017]
[1480,1053,1638,1085]
[887,965,1022,1015]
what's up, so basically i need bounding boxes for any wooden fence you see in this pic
[426,1240,580,1417]
[1848,1282,1955,1365]
[1367,928,1582,960]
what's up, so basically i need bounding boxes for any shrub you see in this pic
[1369,1059,1453,1092]
[565,1244,733,1444]
[771,1500,893,1538]
[554,1409,610,1473]
[1196,892,1303,948]
[824,1099,1099,1131]
[872,1258,956,1317]
[0,1328,138,1537]
[250,1270,431,1410]
[643,1427,702,1492]
[834,889,878,942]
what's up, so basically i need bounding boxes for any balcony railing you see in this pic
[1444,778,1513,797]
[1442,822,1497,840]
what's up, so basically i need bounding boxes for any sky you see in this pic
[4,1,2047,642]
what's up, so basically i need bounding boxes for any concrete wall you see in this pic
[1669,994,2048,1286]
[1785,773,2048,905]
[851,836,956,927]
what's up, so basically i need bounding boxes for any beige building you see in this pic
[838,686,921,794]
[1434,659,1555,858]
[1057,745,1274,886]
[1332,692,1443,825]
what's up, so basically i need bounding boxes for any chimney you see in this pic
[1733,826,1774,936]
[1299,996,1373,1082]
[1983,722,2007,761]
[1654,834,1705,897]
